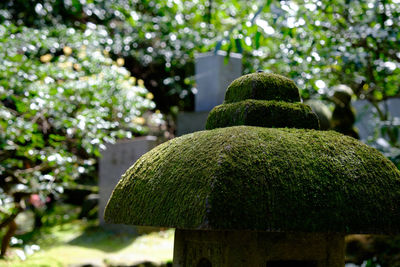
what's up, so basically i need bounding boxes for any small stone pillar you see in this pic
[105,73,400,266]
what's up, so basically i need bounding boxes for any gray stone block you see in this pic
[173,229,344,267]
[176,112,209,136]
[194,51,242,112]
[99,136,158,226]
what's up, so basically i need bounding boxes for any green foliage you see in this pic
[105,125,400,233]
[1,1,399,135]
[235,0,400,162]
[0,220,173,266]
[0,22,159,218]
[0,0,224,112]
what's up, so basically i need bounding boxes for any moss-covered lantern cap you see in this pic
[224,72,301,103]
[105,73,400,234]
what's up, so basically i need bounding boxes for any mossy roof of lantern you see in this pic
[206,99,319,130]
[105,72,400,234]
[224,73,300,103]
[105,126,400,234]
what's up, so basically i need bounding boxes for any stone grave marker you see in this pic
[176,51,242,136]
[98,136,158,227]
[194,50,242,112]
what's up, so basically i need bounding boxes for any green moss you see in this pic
[206,99,319,130]
[105,126,400,234]
[225,73,301,103]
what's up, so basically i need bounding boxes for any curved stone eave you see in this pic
[104,126,400,234]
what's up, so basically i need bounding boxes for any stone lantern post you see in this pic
[105,73,400,267]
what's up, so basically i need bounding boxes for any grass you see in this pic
[0,220,174,267]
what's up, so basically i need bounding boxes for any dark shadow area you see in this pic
[68,225,139,253]
[267,261,317,267]
[197,257,212,267]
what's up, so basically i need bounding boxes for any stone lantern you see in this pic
[105,73,400,267]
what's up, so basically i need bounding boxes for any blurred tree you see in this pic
[0,22,160,255]
[2,1,398,153]
[0,0,261,114]
[272,0,400,166]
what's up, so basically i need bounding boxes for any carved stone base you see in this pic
[173,229,344,267]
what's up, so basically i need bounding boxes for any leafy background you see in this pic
[0,0,399,266]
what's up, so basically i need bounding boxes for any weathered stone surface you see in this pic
[99,137,158,226]
[105,72,400,267]
[176,112,209,136]
[224,73,300,104]
[206,73,319,130]
[173,229,344,267]
[206,99,319,130]
[105,126,400,234]
[195,51,242,111]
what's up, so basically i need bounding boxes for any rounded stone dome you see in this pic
[104,126,400,233]
[224,73,300,103]
[105,73,400,234]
